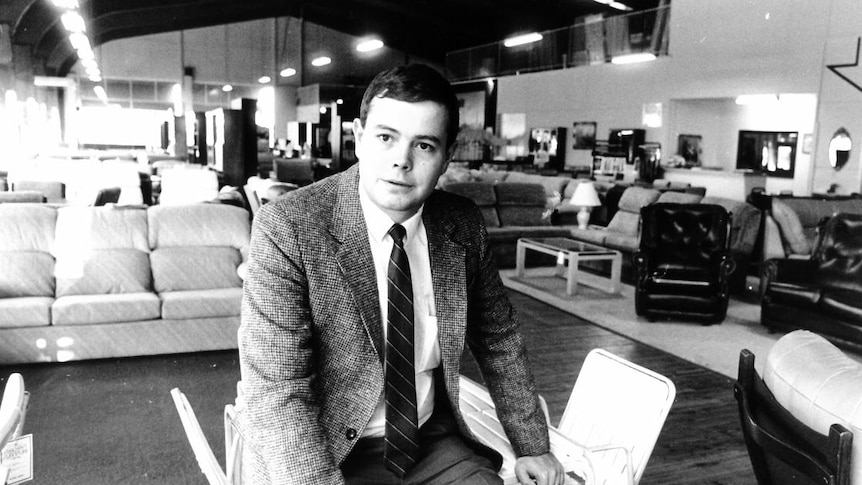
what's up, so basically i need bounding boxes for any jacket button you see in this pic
[345,428,358,440]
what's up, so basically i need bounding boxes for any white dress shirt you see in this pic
[359,189,441,438]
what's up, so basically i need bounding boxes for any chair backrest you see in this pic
[811,212,862,292]
[0,373,28,450]
[13,180,65,203]
[734,349,853,485]
[159,168,219,205]
[639,203,730,267]
[557,349,676,485]
[93,187,122,206]
[242,185,261,215]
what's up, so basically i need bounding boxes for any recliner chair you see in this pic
[634,203,734,324]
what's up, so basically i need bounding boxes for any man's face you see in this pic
[354,96,451,223]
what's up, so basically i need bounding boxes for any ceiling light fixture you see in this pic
[356,39,384,52]
[608,1,633,11]
[592,0,612,4]
[279,67,296,77]
[94,85,107,102]
[258,75,271,84]
[60,11,86,32]
[311,56,331,67]
[52,0,79,7]
[503,33,543,48]
[735,94,779,105]
[222,84,233,92]
[611,53,657,64]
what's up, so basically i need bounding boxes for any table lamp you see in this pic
[569,181,601,230]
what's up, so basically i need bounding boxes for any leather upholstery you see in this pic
[634,203,733,324]
[762,213,862,349]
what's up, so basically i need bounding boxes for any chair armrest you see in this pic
[761,257,816,288]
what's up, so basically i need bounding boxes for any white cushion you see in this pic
[763,330,862,484]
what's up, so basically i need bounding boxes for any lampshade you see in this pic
[570,182,601,207]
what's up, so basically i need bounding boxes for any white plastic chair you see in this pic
[171,387,244,485]
[1,373,29,484]
[557,349,676,485]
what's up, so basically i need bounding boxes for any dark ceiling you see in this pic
[4,0,661,81]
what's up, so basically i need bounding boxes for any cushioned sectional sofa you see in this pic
[761,195,862,260]
[0,203,249,364]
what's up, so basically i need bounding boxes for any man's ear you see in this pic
[352,118,364,159]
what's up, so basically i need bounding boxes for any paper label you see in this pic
[0,434,33,484]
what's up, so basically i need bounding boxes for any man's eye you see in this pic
[377,134,392,143]
[416,142,435,151]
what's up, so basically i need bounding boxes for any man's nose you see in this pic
[392,142,413,169]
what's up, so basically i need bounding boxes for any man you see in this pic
[239,64,564,484]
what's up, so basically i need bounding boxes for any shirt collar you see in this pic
[358,186,424,244]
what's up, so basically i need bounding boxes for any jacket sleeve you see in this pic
[238,202,346,485]
[464,210,551,458]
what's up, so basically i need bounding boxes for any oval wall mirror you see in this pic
[828,128,851,171]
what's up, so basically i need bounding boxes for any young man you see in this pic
[239,64,564,484]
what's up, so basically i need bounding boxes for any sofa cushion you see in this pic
[605,211,641,237]
[770,199,811,255]
[55,206,149,252]
[55,249,152,296]
[148,204,250,254]
[0,204,56,252]
[819,290,862,321]
[764,330,862,485]
[702,196,762,256]
[0,297,53,327]
[0,252,55,297]
[160,288,243,319]
[151,247,243,292]
[813,214,862,292]
[656,191,703,204]
[52,293,161,325]
[602,233,639,253]
[444,182,496,206]
[617,187,661,213]
[566,227,607,246]
[497,206,549,227]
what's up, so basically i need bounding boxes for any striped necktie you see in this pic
[384,223,420,477]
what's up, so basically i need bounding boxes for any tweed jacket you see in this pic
[238,165,549,484]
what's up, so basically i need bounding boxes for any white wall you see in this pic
[496,0,843,195]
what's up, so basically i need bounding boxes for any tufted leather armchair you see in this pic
[761,213,862,350]
[634,203,734,324]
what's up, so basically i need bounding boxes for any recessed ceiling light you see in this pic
[319,106,327,114]
[336,98,344,105]
[356,39,384,52]
[61,12,86,33]
[503,33,543,48]
[258,75,271,84]
[280,67,296,78]
[222,84,233,92]
[608,1,633,10]
[311,56,331,67]
[611,53,656,64]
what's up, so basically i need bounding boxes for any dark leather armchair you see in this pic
[634,203,734,324]
[761,213,862,349]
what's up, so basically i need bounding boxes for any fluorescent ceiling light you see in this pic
[504,33,543,48]
[258,75,271,84]
[69,32,89,50]
[356,39,384,52]
[311,56,331,67]
[609,2,633,11]
[76,45,95,60]
[34,76,75,87]
[280,67,296,77]
[611,53,657,64]
[222,84,233,92]
[52,0,79,7]
[94,85,107,102]
[61,12,86,32]
[80,58,97,69]
[88,74,102,82]
[85,66,100,77]
[735,94,778,105]
[593,0,612,4]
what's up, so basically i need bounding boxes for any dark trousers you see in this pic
[341,392,502,485]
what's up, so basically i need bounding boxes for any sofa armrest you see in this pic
[761,257,816,289]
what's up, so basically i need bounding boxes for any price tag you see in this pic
[0,434,33,484]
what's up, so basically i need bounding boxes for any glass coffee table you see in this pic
[515,237,622,295]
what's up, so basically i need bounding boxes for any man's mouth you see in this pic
[384,179,411,188]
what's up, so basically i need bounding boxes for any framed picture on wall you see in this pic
[572,121,597,149]
[677,134,702,166]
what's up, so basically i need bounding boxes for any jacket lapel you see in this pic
[331,167,384,360]
[423,197,468,386]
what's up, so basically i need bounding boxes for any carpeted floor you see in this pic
[501,267,784,379]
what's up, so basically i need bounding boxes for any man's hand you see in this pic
[514,452,566,485]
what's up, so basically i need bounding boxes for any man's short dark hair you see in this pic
[359,64,460,149]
